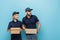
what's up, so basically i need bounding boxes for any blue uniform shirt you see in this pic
[22,15,39,28]
[8,20,22,30]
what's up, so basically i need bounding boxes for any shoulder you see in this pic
[8,21,13,25]
[18,20,22,23]
[22,16,26,20]
[18,20,22,25]
[9,21,13,24]
[32,15,37,18]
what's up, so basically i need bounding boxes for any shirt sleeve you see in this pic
[34,16,39,23]
[8,22,11,30]
[20,21,23,28]
[22,18,25,25]
[22,18,26,27]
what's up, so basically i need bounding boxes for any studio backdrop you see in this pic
[0,0,60,40]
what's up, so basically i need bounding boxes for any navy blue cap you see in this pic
[12,12,19,16]
[25,8,33,12]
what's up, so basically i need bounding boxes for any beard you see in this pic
[27,14,31,16]
[27,13,31,16]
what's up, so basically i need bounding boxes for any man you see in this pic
[8,12,22,40]
[22,8,40,40]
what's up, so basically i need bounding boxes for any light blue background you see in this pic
[0,0,60,40]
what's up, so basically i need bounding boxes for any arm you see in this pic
[34,15,40,32]
[22,24,26,30]
[37,21,40,32]
[7,22,11,32]
[22,18,26,30]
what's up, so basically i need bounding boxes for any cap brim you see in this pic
[26,9,33,12]
[30,9,33,11]
[28,9,33,11]
[12,12,19,16]
[16,12,19,14]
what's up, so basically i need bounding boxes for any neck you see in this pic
[13,19,17,22]
[27,15,31,18]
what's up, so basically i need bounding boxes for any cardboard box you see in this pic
[10,28,21,34]
[25,29,37,34]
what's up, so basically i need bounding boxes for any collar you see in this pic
[26,15,33,19]
[12,19,19,22]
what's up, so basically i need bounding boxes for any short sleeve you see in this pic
[8,22,11,30]
[34,16,39,23]
[22,18,26,27]
[20,21,22,28]
[22,18,25,24]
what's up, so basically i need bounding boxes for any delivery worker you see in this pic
[8,12,22,40]
[22,8,40,40]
